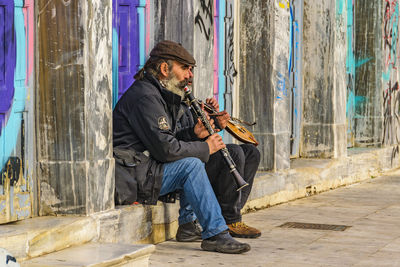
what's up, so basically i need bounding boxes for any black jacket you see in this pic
[113,73,210,205]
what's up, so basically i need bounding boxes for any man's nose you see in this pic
[188,69,194,78]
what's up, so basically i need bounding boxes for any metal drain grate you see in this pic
[279,222,350,231]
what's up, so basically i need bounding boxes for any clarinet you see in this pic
[184,86,249,191]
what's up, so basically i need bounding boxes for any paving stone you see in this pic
[149,173,400,266]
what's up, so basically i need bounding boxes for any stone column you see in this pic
[301,0,347,158]
[353,0,383,147]
[239,0,291,170]
[37,1,114,215]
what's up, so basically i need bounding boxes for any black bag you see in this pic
[114,147,152,205]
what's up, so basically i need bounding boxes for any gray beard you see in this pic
[161,74,185,100]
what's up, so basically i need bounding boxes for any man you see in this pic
[113,40,250,254]
[175,92,261,242]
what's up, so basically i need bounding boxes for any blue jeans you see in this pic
[160,157,228,239]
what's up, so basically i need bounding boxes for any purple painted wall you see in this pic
[0,1,15,133]
[113,0,140,100]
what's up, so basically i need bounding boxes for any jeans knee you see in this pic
[182,157,204,173]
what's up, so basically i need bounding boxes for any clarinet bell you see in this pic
[232,169,249,191]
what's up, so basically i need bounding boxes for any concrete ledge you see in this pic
[244,146,400,211]
[20,243,155,267]
[0,216,97,261]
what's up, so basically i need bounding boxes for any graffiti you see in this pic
[278,0,289,9]
[383,0,399,82]
[212,0,218,100]
[0,0,32,223]
[195,0,213,40]
[383,81,400,145]
[1,157,22,186]
[276,72,287,99]
[355,57,373,68]
[382,0,400,163]
[383,81,400,164]
[225,3,237,87]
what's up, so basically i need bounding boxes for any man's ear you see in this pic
[160,62,170,78]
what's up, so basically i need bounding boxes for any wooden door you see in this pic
[113,0,141,104]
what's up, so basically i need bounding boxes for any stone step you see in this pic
[0,216,97,261]
[20,243,155,267]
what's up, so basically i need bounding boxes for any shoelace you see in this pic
[231,222,249,229]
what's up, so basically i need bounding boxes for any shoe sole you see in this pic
[201,242,251,254]
[176,236,202,242]
[229,232,261,239]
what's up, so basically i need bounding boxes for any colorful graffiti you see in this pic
[0,0,33,223]
[382,0,400,163]
[383,0,399,82]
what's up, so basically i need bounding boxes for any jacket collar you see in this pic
[144,73,183,105]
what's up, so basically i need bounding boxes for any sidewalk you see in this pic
[149,170,400,267]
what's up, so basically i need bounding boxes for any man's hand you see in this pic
[205,98,230,130]
[206,98,220,111]
[194,118,216,139]
[214,110,230,129]
[206,133,226,154]
[193,108,220,138]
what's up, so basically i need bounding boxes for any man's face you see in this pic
[162,61,194,98]
[169,61,194,88]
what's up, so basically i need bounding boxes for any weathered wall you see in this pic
[239,0,291,171]
[193,0,215,100]
[0,0,35,224]
[150,0,194,53]
[352,1,383,147]
[301,0,347,158]
[37,0,114,215]
[382,0,400,147]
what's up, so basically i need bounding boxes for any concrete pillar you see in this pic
[239,0,291,170]
[301,0,347,158]
[37,1,114,215]
[353,1,383,147]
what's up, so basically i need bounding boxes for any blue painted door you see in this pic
[0,0,34,224]
[113,0,140,104]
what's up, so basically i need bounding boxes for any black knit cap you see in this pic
[150,40,196,67]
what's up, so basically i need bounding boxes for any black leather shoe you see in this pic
[176,220,202,242]
[201,230,251,254]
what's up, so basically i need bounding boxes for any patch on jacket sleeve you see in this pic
[158,116,170,130]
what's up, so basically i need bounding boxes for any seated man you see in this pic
[113,40,250,254]
[175,94,261,242]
